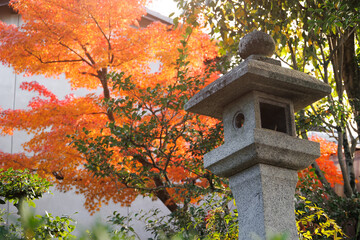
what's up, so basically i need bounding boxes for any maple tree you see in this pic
[0,0,223,213]
[298,136,343,189]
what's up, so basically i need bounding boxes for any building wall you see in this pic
[0,6,169,239]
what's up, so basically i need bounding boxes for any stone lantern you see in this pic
[184,31,332,239]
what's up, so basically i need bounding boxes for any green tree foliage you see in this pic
[0,168,76,239]
[174,0,360,238]
[0,168,51,213]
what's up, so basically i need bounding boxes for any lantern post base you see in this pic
[229,164,299,240]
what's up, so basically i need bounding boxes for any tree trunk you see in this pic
[337,128,353,197]
[134,155,179,213]
[343,29,360,144]
[98,68,115,122]
[342,29,359,193]
[343,132,356,192]
[153,175,178,213]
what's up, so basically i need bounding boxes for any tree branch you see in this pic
[87,12,114,64]
[337,128,353,197]
[58,42,94,67]
[25,50,83,64]
[326,26,358,66]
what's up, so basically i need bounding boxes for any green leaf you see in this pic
[186,26,193,35]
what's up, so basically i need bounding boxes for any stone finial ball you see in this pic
[238,31,275,59]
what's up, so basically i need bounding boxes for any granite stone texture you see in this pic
[229,164,299,239]
[184,31,330,240]
[203,90,320,178]
[238,30,276,59]
[184,58,332,119]
[204,128,320,178]
[222,91,296,143]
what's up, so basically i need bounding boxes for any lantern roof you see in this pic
[185,50,331,120]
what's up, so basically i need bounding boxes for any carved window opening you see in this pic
[233,112,245,129]
[260,102,289,134]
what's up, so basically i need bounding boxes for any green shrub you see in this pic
[109,192,347,240]
[0,168,51,212]
[0,168,348,239]
[296,195,346,239]
[0,168,76,239]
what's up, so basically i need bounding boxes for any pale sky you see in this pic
[146,0,179,17]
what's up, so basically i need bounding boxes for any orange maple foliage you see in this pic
[298,135,343,189]
[0,0,221,213]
